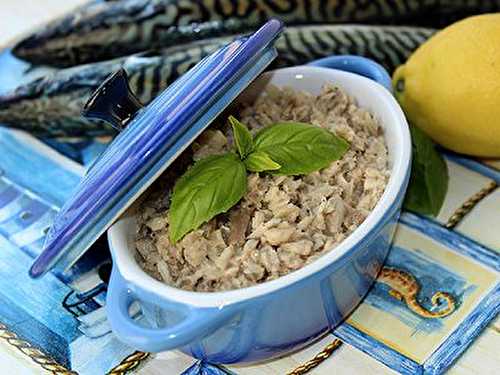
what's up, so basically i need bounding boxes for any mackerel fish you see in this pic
[12,0,493,67]
[2,25,434,137]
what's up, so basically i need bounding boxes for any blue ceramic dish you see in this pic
[106,56,411,363]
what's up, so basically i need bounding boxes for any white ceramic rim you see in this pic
[108,66,411,308]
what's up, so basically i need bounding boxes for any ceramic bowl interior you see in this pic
[108,65,411,306]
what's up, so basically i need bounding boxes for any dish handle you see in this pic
[107,269,231,352]
[308,55,392,92]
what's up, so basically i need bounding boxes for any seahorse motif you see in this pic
[377,267,456,318]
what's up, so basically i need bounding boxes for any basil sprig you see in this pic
[404,125,448,216]
[169,117,349,243]
[169,153,247,243]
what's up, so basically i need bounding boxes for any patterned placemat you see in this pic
[0,129,136,374]
[0,124,498,375]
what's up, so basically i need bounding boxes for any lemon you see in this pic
[393,13,500,157]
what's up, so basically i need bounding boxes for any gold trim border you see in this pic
[108,351,150,374]
[106,340,344,375]
[445,181,498,229]
[287,339,343,375]
[0,322,76,374]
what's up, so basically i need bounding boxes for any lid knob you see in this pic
[82,68,143,131]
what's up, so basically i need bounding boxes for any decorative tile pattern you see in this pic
[1,126,498,375]
[0,129,135,374]
[333,213,499,374]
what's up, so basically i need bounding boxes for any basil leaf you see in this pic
[403,125,448,216]
[169,153,247,243]
[229,115,253,159]
[253,122,349,175]
[244,150,281,172]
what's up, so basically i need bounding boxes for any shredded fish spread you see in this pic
[135,84,389,292]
